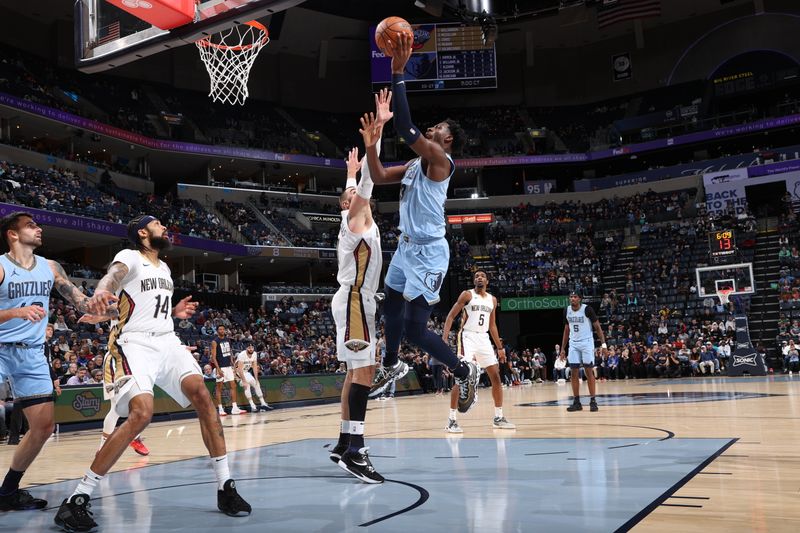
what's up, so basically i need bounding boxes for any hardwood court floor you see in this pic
[2,375,799,532]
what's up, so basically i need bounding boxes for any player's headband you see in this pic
[569,291,581,298]
[128,215,157,243]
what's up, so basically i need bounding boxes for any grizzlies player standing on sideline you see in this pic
[560,292,606,412]
[212,326,243,416]
[329,104,385,483]
[363,32,478,412]
[54,215,250,532]
[0,212,104,512]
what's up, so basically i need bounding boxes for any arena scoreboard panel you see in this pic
[370,23,497,92]
[709,229,736,257]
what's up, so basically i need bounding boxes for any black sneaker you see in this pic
[566,400,583,412]
[590,399,599,412]
[456,361,479,413]
[0,488,47,511]
[217,479,252,517]
[329,442,348,464]
[258,404,274,411]
[54,494,97,532]
[369,361,409,398]
[338,447,384,484]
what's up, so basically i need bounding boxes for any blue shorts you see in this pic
[385,236,450,305]
[0,344,54,402]
[568,339,595,367]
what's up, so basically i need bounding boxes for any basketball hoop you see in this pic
[717,288,734,306]
[195,21,269,105]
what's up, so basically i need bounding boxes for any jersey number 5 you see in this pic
[573,324,580,333]
[153,295,171,319]
[478,314,485,327]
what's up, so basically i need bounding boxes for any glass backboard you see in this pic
[695,262,755,299]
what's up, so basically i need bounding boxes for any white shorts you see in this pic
[332,287,377,370]
[458,331,498,369]
[216,366,235,383]
[568,339,595,367]
[103,331,202,417]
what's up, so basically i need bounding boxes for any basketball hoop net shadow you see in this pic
[196,20,269,105]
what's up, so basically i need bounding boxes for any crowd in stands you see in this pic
[777,195,800,370]
[0,161,233,242]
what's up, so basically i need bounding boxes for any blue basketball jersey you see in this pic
[0,254,53,345]
[398,155,454,241]
[214,336,234,368]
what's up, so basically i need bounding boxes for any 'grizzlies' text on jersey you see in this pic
[565,304,598,342]
[0,254,53,344]
[398,155,454,241]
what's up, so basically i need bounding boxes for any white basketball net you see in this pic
[196,21,269,105]
[717,288,733,305]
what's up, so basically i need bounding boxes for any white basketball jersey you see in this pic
[566,303,593,342]
[110,249,175,335]
[237,350,257,372]
[461,289,494,334]
[336,210,382,293]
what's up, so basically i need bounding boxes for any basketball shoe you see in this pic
[369,361,408,398]
[217,480,252,517]
[54,494,97,532]
[456,361,479,413]
[445,419,463,433]
[338,447,384,484]
[0,488,47,511]
[129,436,149,456]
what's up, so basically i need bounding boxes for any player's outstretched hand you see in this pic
[359,112,383,148]
[173,295,199,319]
[388,31,414,74]
[87,289,119,316]
[78,313,111,325]
[17,305,46,322]
[374,87,393,126]
[345,147,361,177]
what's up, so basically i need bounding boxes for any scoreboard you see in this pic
[370,23,497,92]
[709,229,736,258]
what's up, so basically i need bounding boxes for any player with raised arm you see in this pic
[235,344,271,412]
[0,212,107,513]
[328,105,386,483]
[560,292,607,413]
[441,271,515,432]
[54,215,250,532]
[362,32,477,412]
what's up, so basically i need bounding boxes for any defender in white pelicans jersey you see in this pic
[441,271,515,432]
[329,123,386,484]
[560,292,606,413]
[235,345,271,412]
[54,216,251,533]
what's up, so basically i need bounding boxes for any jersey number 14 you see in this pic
[153,295,171,319]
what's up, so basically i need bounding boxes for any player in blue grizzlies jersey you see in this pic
[0,212,103,512]
[362,31,478,412]
[560,292,607,412]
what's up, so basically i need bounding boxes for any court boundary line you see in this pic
[613,437,738,532]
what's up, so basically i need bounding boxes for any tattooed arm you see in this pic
[86,262,126,316]
[49,260,120,320]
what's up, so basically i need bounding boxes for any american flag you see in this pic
[597,0,661,29]
[96,21,121,46]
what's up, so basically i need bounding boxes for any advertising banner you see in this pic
[500,296,569,312]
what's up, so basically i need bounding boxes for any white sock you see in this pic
[232,402,239,409]
[259,398,268,406]
[449,409,458,421]
[348,421,365,436]
[211,455,230,490]
[250,402,257,410]
[495,407,503,418]
[341,420,350,433]
[72,469,104,498]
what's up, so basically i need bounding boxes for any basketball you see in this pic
[375,16,413,57]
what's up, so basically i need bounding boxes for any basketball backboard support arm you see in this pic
[75,0,303,72]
